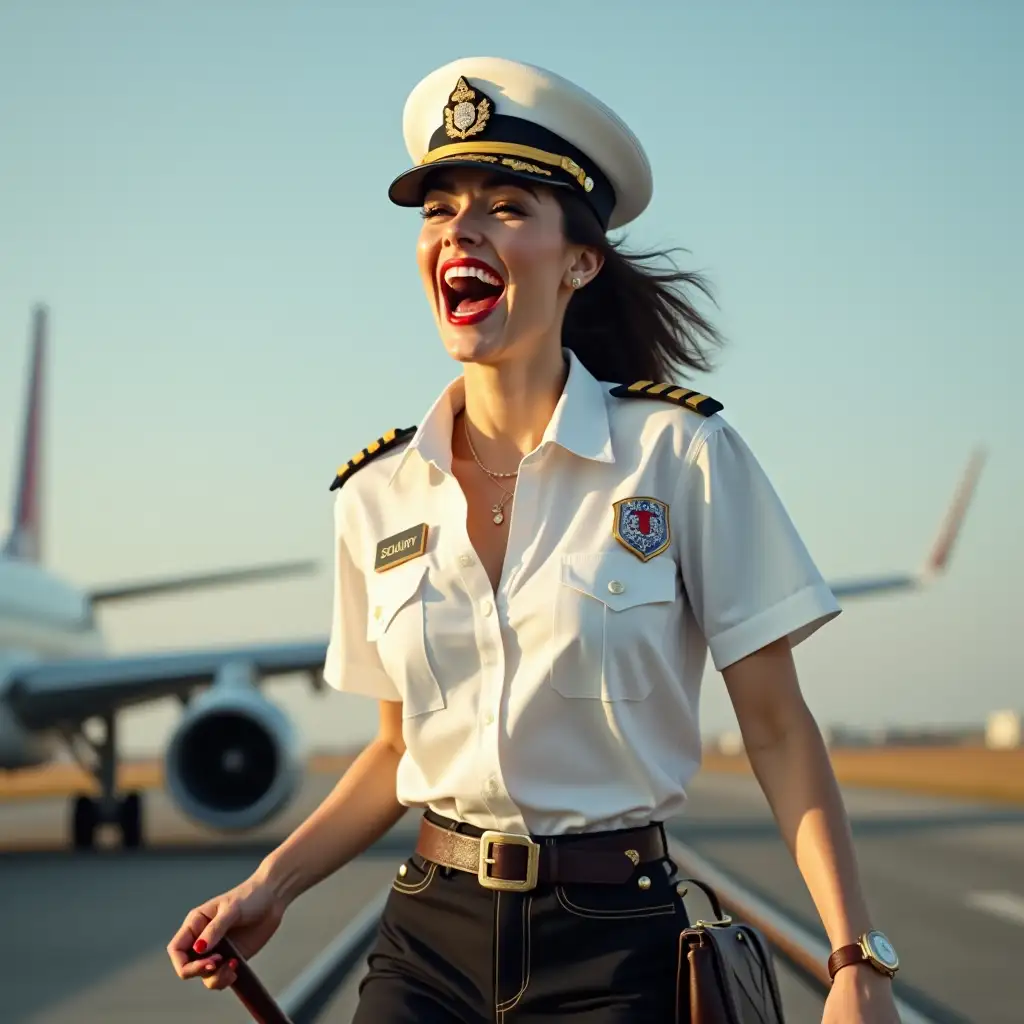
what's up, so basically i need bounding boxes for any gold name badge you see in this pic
[374,524,429,573]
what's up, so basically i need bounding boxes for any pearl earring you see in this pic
[571,276,582,289]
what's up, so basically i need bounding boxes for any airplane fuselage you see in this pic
[0,556,105,769]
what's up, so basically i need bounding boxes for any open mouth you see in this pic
[439,258,506,325]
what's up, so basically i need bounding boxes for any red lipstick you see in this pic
[439,257,506,326]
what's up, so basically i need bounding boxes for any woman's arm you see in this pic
[253,700,407,904]
[720,636,875,952]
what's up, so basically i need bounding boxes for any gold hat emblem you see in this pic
[443,76,492,141]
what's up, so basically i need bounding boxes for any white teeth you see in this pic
[443,264,504,288]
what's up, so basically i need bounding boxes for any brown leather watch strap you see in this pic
[415,817,666,889]
[828,942,868,980]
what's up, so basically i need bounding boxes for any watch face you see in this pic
[866,931,899,969]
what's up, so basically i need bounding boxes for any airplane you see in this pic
[0,305,986,851]
[0,306,329,849]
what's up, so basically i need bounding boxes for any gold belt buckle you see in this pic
[477,830,540,892]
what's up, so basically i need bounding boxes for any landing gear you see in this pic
[63,712,145,850]
[70,791,143,850]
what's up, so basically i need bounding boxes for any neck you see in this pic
[457,341,567,474]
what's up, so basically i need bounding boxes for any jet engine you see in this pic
[164,662,304,832]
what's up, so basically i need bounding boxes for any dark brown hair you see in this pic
[556,190,724,384]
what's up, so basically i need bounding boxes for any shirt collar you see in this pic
[540,348,615,463]
[389,348,614,486]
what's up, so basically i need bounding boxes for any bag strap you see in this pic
[676,876,729,922]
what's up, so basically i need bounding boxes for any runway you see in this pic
[1,771,1020,1023]
[676,773,1024,1024]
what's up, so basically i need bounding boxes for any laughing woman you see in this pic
[168,57,902,1023]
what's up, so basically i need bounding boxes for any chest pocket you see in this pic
[552,548,679,702]
[366,560,446,719]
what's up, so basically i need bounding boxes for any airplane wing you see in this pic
[4,639,327,731]
[86,558,318,605]
[825,447,985,601]
[4,449,985,730]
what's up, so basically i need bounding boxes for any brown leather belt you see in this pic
[415,816,666,892]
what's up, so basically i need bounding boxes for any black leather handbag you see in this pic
[675,878,787,1023]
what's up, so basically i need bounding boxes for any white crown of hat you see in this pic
[400,56,653,230]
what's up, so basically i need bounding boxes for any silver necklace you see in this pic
[463,417,518,526]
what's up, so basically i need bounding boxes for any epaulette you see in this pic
[329,426,417,491]
[608,381,723,416]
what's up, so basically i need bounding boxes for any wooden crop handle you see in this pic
[187,937,294,1024]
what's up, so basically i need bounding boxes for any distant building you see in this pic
[713,731,745,755]
[986,710,1022,750]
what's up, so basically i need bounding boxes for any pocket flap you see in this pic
[560,549,677,611]
[366,559,429,640]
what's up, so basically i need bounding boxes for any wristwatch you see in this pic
[827,930,899,981]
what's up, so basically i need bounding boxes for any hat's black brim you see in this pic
[388,161,574,209]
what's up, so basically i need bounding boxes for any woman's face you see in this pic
[417,168,597,366]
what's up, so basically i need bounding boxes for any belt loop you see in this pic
[656,821,678,878]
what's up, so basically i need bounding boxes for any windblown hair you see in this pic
[556,190,724,384]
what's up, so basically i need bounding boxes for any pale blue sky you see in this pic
[1,2,1020,754]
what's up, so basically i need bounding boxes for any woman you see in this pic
[168,57,902,1022]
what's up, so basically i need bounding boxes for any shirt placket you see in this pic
[450,452,543,828]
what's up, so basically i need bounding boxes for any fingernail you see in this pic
[206,962,216,972]
[228,958,238,970]
[193,939,207,954]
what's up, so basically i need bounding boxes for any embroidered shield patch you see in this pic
[612,497,671,562]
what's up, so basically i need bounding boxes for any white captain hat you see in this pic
[387,56,653,232]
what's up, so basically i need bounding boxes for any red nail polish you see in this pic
[193,939,207,954]
[228,958,238,970]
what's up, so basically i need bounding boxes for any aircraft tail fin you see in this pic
[918,446,986,581]
[3,305,47,563]
[826,447,986,601]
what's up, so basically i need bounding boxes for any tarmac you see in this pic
[1,770,1021,1023]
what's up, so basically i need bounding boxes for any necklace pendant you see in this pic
[492,511,504,525]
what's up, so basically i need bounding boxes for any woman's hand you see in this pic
[166,873,288,991]
[822,966,901,1024]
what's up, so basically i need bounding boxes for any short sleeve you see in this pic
[322,491,401,701]
[675,419,841,671]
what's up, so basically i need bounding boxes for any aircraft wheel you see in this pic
[120,792,143,849]
[72,795,98,850]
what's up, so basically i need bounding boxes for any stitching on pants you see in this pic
[493,892,502,1022]
[496,894,532,1015]
[555,884,676,918]
[675,931,686,1024]
[391,861,437,894]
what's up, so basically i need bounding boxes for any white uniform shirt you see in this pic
[324,349,840,836]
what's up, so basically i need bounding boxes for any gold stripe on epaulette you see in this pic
[608,381,723,417]
[329,426,416,491]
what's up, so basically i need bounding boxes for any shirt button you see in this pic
[459,554,474,567]
[484,712,494,726]
[481,600,494,617]
[481,648,494,665]
[607,580,625,595]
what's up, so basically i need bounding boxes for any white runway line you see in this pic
[965,891,1024,927]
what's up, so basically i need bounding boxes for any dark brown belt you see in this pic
[415,816,666,892]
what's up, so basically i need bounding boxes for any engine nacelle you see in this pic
[164,662,304,832]
[0,668,61,770]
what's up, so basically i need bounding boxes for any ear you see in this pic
[564,246,604,291]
